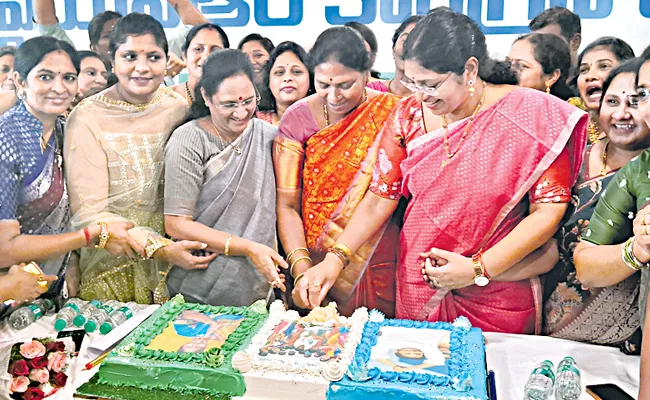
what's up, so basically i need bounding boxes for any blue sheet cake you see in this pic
[327,311,488,400]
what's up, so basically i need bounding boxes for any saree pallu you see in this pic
[275,93,399,316]
[399,88,588,333]
[166,120,277,306]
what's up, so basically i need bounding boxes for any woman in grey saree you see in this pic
[164,49,286,306]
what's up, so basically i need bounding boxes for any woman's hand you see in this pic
[159,240,217,270]
[420,248,475,290]
[292,253,343,309]
[3,264,57,303]
[245,243,287,292]
[102,222,145,258]
[634,206,650,263]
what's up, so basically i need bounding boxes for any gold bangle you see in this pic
[327,249,347,267]
[145,236,173,259]
[286,247,309,263]
[293,273,306,286]
[96,222,109,249]
[331,243,352,265]
[290,256,312,277]
[224,235,233,256]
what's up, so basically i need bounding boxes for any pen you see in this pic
[488,370,497,400]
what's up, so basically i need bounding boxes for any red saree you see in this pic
[274,93,400,316]
[373,88,588,333]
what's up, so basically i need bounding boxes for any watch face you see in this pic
[474,276,489,287]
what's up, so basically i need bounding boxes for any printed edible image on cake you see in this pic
[258,319,349,362]
[368,327,450,376]
[147,310,244,353]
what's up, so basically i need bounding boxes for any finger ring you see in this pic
[270,278,282,288]
[37,276,48,287]
[432,277,439,287]
[644,225,648,235]
[313,280,321,287]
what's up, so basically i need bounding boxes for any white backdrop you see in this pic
[1,0,650,73]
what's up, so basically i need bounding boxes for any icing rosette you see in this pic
[322,360,345,382]
[231,351,252,373]
[368,309,385,323]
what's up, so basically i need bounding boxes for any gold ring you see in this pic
[432,277,439,287]
[270,278,282,288]
[37,276,48,288]
[313,280,321,288]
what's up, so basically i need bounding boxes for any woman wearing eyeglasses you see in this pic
[164,49,286,306]
[274,27,400,317]
[303,11,588,334]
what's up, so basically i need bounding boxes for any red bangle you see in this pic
[83,227,91,247]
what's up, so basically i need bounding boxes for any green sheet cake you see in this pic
[77,294,267,399]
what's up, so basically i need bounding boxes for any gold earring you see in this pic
[468,80,475,97]
[545,81,552,94]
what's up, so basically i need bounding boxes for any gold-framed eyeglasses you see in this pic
[401,72,452,97]
[213,93,261,111]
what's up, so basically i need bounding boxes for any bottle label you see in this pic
[532,366,555,383]
[28,304,43,320]
[118,307,134,320]
[100,304,115,313]
[65,303,81,313]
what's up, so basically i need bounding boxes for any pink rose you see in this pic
[19,341,46,359]
[9,376,29,393]
[47,351,67,373]
[28,368,49,383]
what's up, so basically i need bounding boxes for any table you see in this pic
[1,316,640,399]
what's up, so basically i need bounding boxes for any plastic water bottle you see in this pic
[524,360,555,400]
[73,299,103,327]
[9,298,55,330]
[84,300,121,333]
[54,298,86,331]
[556,356,581,400]
[100,302,136,334]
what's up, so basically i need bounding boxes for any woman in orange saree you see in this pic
[274,27,399,317]
[303,11,588,333]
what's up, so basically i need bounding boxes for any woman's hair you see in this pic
[309,27,372,74]
[404,11,518,85]
[258,41,314,112]
[577,37,635,68]
[514,33,574,100]
[237,33,274,54]
[392,16,423,49]
[0,46,16,58]
[345,22,380,79]
[88,11,122,46]
[77,50,103,64]
[109,13,168,60]
[182,23,230,55]
[188,49,255,120]
[14,36,80,81]
[599,58,642,111]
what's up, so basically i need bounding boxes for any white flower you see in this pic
[629,212,635,219]
[585,229,592,237]
[607,219,614,226]
[619,179,627,188]
[378,149,392,174]
[378,183,388,193]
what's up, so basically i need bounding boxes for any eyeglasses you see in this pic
[213,93,261,112]
[637,87,650,104]
[401,73,452,97]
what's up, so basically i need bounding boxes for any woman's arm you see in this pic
[294,191,399,308]
[573,242,636,287]
[165,215,285,289]
[492,238,559,282]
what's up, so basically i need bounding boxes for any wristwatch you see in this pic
[471,252,490,287]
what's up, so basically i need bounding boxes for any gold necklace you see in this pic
[185,81,194,105]
[209,119,241,155]
[588,120,600,143]
[600,140,609,176]
[440,82,487,168]
[322,89,368,126]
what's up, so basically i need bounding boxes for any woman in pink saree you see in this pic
[301,11,588,333]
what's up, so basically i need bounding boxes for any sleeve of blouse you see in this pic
[529,146,572,203]
[582,162,637,245]
[164,125,204,217]
[0,129,19,220]
[369,102,407,200]
[274,103,312,190]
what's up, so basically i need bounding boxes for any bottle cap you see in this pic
[54,319,67,331]
[73,315,86,327]
[100,322,113,335]
[85,320,97,333]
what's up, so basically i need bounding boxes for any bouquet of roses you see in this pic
[3,339,73,400]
